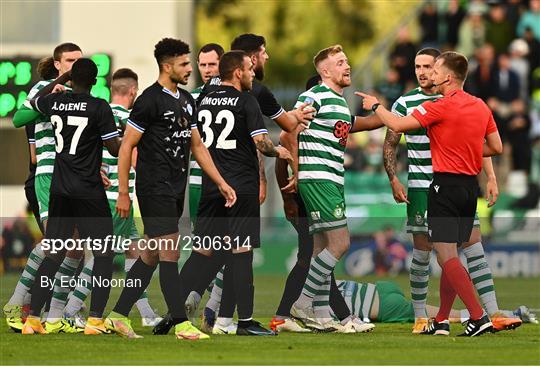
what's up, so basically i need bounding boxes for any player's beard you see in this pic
[171,73,189,85]
[337,75,351,88]
[254,65,264,81]
[241,77,253,91]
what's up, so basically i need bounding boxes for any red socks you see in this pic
[435,270,457,322]
[439,257,484,321]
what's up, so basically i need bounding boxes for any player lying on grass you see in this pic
[199,277,537,333]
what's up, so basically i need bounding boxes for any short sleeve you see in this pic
[183,92,198,130]
[25,124,35,144]
[256,84,284,119]
[32,93,55,116]
[98,101,120,141]
[411,99,445,128]
[391,97,407,117]
[294,90,321,114]
[245,95,267,138]
[127,94,153,133]
[485,112,498,136]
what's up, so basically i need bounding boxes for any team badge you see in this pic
[415,212,424,225]
[333,203,344,219]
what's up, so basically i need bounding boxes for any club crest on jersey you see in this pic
[333,203,345,219]
[415,212,424,225]
[304,97,315,105]
[333,120,350,147]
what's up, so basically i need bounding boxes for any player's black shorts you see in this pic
[427,173,479,244]
[138,195,184,238]
[195,194,260,249]
[25,185,43,235]
[46,193,113,256]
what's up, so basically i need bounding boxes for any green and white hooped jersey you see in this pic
[391,87,441,190]
[296,83,352,187]
[189,85,204,187]
[102,104,135,201]
[335,280,376,321]
[24,80,72,177]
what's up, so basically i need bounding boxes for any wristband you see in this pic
[372,103,381,112]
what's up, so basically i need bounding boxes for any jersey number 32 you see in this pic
[198,110,236,150]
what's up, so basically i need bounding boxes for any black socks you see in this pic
[113,257,155,317]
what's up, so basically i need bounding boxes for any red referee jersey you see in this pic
[411,90,498,176]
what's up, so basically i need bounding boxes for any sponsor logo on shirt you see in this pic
[417,105,427,115]
[333,120,350,147]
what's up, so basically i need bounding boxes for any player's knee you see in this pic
[158,250,179,262]
[66,248,84,259]
[462,227,482,248]
[141,249,159,266]
[413,234,432,251]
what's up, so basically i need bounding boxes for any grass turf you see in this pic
[0,273,539,365]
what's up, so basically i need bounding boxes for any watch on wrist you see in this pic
[372,103,381,112]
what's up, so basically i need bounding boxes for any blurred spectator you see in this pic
[487,53,521,140]
[485,3,515,54]
[506,100,532,172]
[506,0,528,30]
[374,68,404,109]
[456,1,487,58]
[508,38,531,100]
[445,0,466,49]
[344,138,365,172]
[363,138,384,173]
[1,218,34,273]
[466,43,497,101]
[517,0,540,41]
[373,227,408,276]
[419,1,439,48]
[522,27,540,93]
[389,27,418,86]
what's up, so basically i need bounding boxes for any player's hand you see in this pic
[116,192,131,218]
[281,174,297,194]
[100,164,111,189]
[52,84,66,94]
[485,177,499,207]
[219,182,237,208]
[283,194,299,225]
[355,92,379,111]
[390,177,409,204]
[275,146,293,165]
[259,179,267,205]
[292,102,316,127]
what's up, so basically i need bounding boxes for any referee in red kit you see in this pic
[358,51,503,337]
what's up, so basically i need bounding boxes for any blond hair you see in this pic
[313,44,343,71]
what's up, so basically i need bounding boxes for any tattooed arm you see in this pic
[258,151,267,204]
[383,128,408,203]
[253,133,295,192]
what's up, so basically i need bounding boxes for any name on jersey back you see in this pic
[200,96,239,107]
[51,101,87,111]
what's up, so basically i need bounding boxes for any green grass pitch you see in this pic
[1,273,539,365]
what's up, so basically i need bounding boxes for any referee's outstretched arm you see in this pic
[356,92,422,133]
